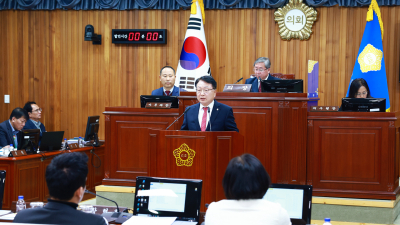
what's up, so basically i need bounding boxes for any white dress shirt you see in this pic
[198,100,214,129]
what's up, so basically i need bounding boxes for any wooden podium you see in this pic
[148,130,244,211]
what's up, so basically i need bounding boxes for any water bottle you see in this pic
[78,137,83,148]
[16,196,26,213]
[9,144,14,152]
[64,138,68,149]
[323,218,332,225]
[0,147,3,156]
[2,146,8,156]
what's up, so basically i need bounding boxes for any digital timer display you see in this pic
[112,29,167,44]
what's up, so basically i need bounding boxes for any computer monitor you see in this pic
[341,98,386,112]
[263,183,313,224]
[84,116,100,147]
[134,176,202,222]
[261,79,303,93]
[40,131,64,151]
[18,129,40,153]
[140,95,179,108]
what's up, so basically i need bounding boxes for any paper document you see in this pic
[0,213,16,220]
[137,189,178,197]
[122,216,177,225]
[0,210,11,216]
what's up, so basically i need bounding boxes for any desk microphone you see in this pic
[165,106,190,130]
[207,107,212,131]
[84,190,132,223]
[234,77,243,84]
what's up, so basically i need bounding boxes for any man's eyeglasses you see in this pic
[196,89,214,94]
[253,68,267,72]
[356,92,367,96]
[33,108,42,113]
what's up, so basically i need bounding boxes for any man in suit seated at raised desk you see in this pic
[180,76,239,132]
[14,152,108,225]
[23,101,46,137]
[0,107,28,149]
[151,66,186,96]
[245,57,281,92]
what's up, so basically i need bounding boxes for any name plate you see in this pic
[223,84,252,92]
[9,150,27,157]
[145,102,172,109]
[310,106,339,112]
[68,143,79,150]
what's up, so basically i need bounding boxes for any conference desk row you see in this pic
[0,146,105,210]
[103,92,400,212]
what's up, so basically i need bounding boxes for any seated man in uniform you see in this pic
[14,152,108,225]
[181,76,239,132]
[151,66,186,96]
[23,101,46,137]
[245,57,281,92]
[0,107,28,148]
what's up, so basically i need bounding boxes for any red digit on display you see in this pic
[128,32,134,41]
[134,32,140,41]
[152,32,158,41]
[146,33,152,41]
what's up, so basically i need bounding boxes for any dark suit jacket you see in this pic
[0,120,16,148]
[180,101,239,132]
[245,75,281,92]
[14,200,107,225]
[151,86,186,96]
[23,119,46,136]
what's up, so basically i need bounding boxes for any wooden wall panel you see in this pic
[0,6,400,140]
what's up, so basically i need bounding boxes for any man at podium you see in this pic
[180,76,239,132]
[245,57,281,92]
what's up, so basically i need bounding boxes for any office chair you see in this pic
[0,171,6,210]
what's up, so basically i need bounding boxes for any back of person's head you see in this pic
[9,107,29,121]
[23,101,37,113]
[348,78,372,98]
[195,75,217,89]
[223,153,270,200]
[253,57,271,69]
[46,152,88,201]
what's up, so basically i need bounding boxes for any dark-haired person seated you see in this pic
[14,152,108,225]
[245,57,281,92]
[339,78,372,111]
[23,101,46,136]
[151,66,186,96]
[0,107,28,148]
[205,154,291,225]
[180,76,239,132]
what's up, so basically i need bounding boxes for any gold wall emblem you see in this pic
[173,143,196,167]
[274,0,317,40]
[358,44,383,73]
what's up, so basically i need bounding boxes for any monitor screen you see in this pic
[84,116,100,146]
[261,79,303,93]
[134,176,202,222]
[18,129,40,153]
[263,184,312,224]
[341,98,386,112]
[140,95,179,108]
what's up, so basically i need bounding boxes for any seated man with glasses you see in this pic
[23,101,46,137]
[245,57,281,92]
[0,107,29,148]
[180,76,239,132]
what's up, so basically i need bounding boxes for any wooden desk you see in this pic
[307,111,400,199]
[103,92,309,187]
[0,146,105,209]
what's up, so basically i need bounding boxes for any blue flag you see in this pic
[347,0,390,111]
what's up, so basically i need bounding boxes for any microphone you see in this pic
[165,106,190,130]
[85,190,132,223]
[233,77,243,84]
[207,107,212,131]
[85,189,120,213]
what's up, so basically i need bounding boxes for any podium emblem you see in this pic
[173,144,196,167]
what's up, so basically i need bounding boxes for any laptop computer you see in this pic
[39,131,64,151]
[134,176,202,223]
[263,183,313,225]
